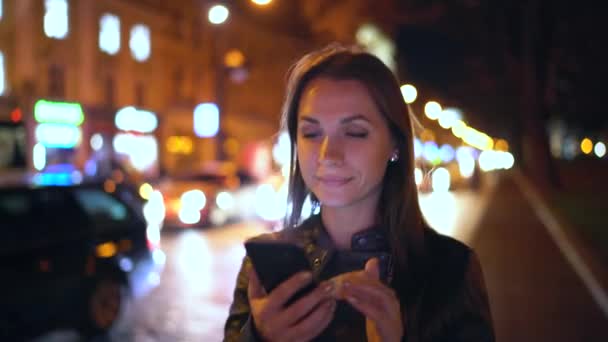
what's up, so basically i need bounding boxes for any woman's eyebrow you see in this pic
[340,114,371,124]
[299,115,319,124]
[299,114,371,124]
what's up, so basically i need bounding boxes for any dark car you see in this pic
[0,178,164,340]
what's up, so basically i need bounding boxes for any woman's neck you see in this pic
[320,204,378,250]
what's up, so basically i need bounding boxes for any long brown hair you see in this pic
[280,44,428,306]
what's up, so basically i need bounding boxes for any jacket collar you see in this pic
[302,214,390,252]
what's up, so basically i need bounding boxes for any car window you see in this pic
[0,188,90,251]
[72,189,130,231]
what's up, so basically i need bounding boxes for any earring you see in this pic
[390,151,399,163]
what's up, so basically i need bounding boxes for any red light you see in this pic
[11,108,22,123]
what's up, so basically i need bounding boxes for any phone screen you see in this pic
[245,240,316,305]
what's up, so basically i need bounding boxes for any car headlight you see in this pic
[181,190,206,210]
[216,191,234,210]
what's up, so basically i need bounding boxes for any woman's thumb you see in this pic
[364,257,380,279]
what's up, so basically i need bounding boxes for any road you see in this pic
[34,175,608,341]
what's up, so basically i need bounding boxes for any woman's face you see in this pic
[296,77,395,210]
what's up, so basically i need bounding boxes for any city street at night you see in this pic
[2,1,607,341]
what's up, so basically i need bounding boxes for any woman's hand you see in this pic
[247,269,336,342]
[331,258,404,342]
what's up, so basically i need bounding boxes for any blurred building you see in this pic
[0,0,315,177]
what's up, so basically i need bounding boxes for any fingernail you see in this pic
[347,296,358,303]
[343,281,351,288]
[300,272,312,281]
[323,282,333,294]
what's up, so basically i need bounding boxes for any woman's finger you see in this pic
[266,271,314,310]
[345,280,398,306]
[283,299,337,342]
[247,267,266,299]
[364,257,380,279]
[278,281,334,327]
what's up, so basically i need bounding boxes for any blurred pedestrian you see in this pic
[224,44,495,342]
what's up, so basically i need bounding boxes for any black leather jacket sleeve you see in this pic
[224,256,262,342]
[439,251,495,342]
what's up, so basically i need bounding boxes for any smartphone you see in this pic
[244,240,316,305]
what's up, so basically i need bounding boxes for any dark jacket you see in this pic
[224,215,495,341]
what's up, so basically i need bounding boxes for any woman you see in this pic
[224,44,495,342]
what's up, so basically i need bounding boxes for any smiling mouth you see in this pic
[316,176,353,186]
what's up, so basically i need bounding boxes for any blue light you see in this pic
[45,163,76,173]
[423,141,440,164]
[194,103,219,138]
[35,123,81,148]
[33,169,82,186]
[439,144,455,163]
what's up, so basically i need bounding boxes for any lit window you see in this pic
[99,13,120,55]
[129,24,151,62]
[0,51,5,95]
[44,0,69,40]
[0,0,4,21]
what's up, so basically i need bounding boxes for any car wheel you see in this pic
[80,277,128,338]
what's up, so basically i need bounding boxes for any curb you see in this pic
[512,169,608,318]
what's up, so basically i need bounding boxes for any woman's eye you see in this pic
[346,131,368,138]
[301,132,320,139]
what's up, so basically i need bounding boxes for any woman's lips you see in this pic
[316,176,352,186]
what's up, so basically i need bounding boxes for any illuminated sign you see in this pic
[34,100,84,126]
[194,103,219,138]
[35,123,82,148]
[115,106,158,133]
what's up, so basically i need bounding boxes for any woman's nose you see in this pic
[318,136,343,165]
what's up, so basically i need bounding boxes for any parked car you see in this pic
[0,175,164,340]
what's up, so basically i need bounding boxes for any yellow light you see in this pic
[495,139,509,152]
[484,136,495,151]
[183,138,193,154]
[96,242,117,258]
[451,120,467,138]
[224,49,245,68]
[424,101,442,120]
[167,136,179,153]
[251,0,272,5]
[139,183,153,200]
[581,138,593,154]
[167,136,193,154]
[400,84,417,104]
[208,4,229,25]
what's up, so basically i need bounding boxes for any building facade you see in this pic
[0,0,315,176]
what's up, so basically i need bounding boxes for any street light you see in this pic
[251,0,273,5]
[424,101,442,120]
[208,4,229,25]
[400,84,417,104]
